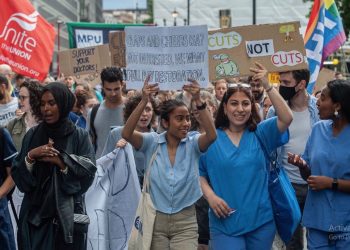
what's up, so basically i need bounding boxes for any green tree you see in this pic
[303,0,350,37]
[142,0,154,24]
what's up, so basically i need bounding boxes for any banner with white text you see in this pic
[0,0,56,81]
[125,25,209,90]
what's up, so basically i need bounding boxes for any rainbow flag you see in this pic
[304,0,346,93]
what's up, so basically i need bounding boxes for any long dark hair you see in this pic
[215,86,261,131]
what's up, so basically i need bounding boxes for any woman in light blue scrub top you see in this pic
[199,63,293,250]
[122,76,217,250]
[289,79,350,250]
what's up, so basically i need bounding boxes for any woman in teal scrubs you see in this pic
[199,63,293,250]
[288,79,350,250]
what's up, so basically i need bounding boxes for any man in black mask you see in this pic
[279,70,307,101]
[267,69,319,250]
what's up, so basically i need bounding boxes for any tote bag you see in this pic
[255,133,301,244]
[128,146,159,250]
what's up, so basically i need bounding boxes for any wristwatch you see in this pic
[332,178,338,191]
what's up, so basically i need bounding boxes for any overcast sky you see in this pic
[103,0,147,10]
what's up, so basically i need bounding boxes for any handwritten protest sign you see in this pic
[109,31,126,67]
[125,25,209,90]
[75,73,101,87]
[59,44,111,78]
[268,72,280,85]
[208,21,308,81]
[314,68,335,93]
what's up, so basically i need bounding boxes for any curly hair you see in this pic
[21,81,43,121]
[215,86,261,131]
[123,94,159,126]
[100,67,123,85]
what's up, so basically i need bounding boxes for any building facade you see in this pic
[30,0,103,75]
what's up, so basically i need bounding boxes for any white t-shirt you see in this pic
[282,108,311,184]
[0,97,18,127]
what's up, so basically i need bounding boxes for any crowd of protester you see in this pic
[0,62,350,250]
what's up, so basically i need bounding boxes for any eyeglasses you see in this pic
[227,83,251,89]
[18,95,29,101]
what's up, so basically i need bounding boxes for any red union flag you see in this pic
[0,0,56,81]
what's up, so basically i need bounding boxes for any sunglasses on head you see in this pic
[227,83,251,89]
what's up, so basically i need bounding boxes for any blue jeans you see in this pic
[210,220,276,250]
[0,198,16,250]
[308,228,350,250]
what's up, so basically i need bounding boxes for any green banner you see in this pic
[66,22,146,48]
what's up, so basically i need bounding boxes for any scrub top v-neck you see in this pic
[200,117,288,235]
[302,120,350,232]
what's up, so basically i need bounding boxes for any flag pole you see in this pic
[340,46,349,75]
[56,19,64,78]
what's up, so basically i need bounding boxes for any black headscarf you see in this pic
[41,82,76,142]
[26,82,76,220]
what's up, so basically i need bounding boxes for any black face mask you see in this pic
[279,85,297,101]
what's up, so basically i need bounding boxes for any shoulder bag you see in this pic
[128,145,159,250]
[255,132,301,244]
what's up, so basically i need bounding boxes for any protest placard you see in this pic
[314,67,335,93]
[208,21,308,81]
[125,25,209,90]
[59,44,111,78]
[109,31,126,67]
[75,73,101,87]
[268,72,280,85]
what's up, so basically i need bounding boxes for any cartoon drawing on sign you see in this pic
[279,24,295,42]
[213,53,239,78]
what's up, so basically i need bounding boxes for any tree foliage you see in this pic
[142,0,154,24]
[303,0,350,37]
